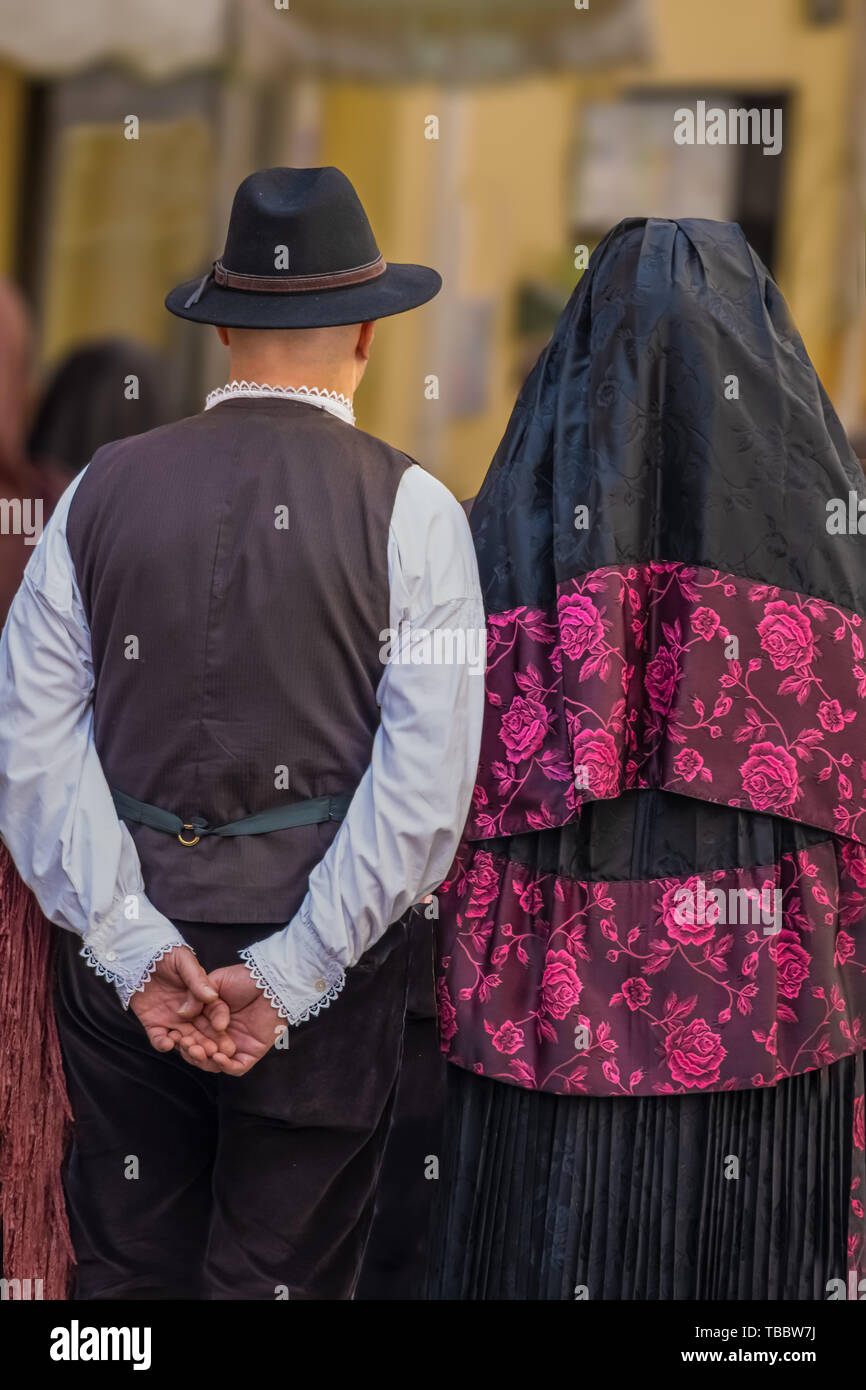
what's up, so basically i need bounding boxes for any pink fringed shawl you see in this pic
[0,841,74,1297]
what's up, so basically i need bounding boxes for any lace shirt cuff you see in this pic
[238,904,346,1025]
[79,901,190,1008]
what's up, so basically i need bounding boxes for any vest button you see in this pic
[314,978,327,993]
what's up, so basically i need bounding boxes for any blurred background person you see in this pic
[0,277,64,622]
[29,338,175,480]
[0,276,71,1297]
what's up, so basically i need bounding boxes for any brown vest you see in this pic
[66,396,410,922]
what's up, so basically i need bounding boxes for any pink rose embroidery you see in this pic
[491,1020,525,1055]
[557,593,604,661]
[768,929,811,999]
[540,949,583,1019]
[664,1018,726,1089]
[465,852,500,918]
[441,562,866,1098]
[740,742,800,812]
[622,977,652,1011]
[499,694,550,762]
[659,876,719,948]
[673,748,705,783]
[572,728,620,799]
[854,1095,865,1151]
[757,600,815,672]
[817,699,845,733]
[842,842,866,889]
[645,646,680,714]
[436,979,458,1044]
[517,879,544,915]
[691,607,721,640]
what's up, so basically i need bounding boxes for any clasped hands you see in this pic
[129,946,288,1075]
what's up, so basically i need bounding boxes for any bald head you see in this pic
[215,321,375,400]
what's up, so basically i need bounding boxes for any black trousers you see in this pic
[53,918,409,1301]
[357,913,446,1298]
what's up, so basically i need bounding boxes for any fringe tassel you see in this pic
[0,842,74,1297]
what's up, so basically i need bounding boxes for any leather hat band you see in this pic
[213,254,387,294]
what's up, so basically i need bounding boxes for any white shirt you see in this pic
[0,388,485,1022]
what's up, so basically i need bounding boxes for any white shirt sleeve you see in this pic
[240,464,486,1023]
[0,471,189,1006]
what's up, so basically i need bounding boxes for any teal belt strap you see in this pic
[111,787,352,844]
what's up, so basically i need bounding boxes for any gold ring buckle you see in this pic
[177,823,201,847]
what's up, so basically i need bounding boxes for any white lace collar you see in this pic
[204,380,355,426]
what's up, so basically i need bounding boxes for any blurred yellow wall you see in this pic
[43,118,214,364]
[1,1,860,495]
[0,64,25,276]
[319,0,861,497]
[623,0,855,392]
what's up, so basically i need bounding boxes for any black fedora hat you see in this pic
[166,166,442,329]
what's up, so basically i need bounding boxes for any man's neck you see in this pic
[227,359,355,401]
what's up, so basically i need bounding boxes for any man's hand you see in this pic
[130,945,235,1069]
[171,963,287,1076]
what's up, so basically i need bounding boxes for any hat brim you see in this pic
[165,261,442,328]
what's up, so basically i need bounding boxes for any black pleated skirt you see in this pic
[428,1052,862,1300]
